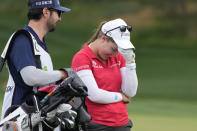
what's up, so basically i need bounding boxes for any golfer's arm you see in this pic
[77,70,122,104]
[20,66,62,86]
[120,63,138,97]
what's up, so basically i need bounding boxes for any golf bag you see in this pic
[0,76,91,131]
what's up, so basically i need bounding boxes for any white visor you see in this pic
[101,18,135,49]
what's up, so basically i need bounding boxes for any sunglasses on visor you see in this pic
[105,25,132,35]
[48,8,62,17]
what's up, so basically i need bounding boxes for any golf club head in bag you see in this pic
[60,97,91,131]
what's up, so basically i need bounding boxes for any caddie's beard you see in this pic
[47,21,56,32]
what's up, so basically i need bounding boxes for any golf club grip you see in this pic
[40,77,73,105]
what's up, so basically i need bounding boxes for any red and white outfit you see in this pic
[71,44,138,127]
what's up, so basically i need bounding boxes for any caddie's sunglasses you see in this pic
[105,25,132,35]
[48,8,62,17]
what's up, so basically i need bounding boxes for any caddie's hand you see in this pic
[59,70,68,80]
[60,68,88,93]
[120,92,131,104]
[118,48,135,64]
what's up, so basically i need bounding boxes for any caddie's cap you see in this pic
[101,18,134,49]
[28,0,71,12]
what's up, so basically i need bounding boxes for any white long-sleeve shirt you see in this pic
[77,63,138,104]
[20,66,62,86]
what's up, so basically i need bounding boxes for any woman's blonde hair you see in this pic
[86,21,114,44]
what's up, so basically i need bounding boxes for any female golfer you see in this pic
[71,18,138,131]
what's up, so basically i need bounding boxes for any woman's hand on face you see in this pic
[120,92,131,104]
[118,48,135,64]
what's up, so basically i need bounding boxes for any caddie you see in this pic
[0,0,71,120]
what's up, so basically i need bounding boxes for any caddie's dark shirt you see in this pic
[7,25,48,105]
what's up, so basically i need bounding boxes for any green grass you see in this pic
[128,98,197,131]
[131,114,197,131]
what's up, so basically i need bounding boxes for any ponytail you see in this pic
[86,21,114,44]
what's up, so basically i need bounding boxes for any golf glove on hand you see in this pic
[118,48,135,64]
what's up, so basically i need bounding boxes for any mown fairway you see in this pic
[128,99,197,131]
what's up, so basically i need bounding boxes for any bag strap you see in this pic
[0,29,41,72]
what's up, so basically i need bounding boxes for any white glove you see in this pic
[118,48,135,64]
